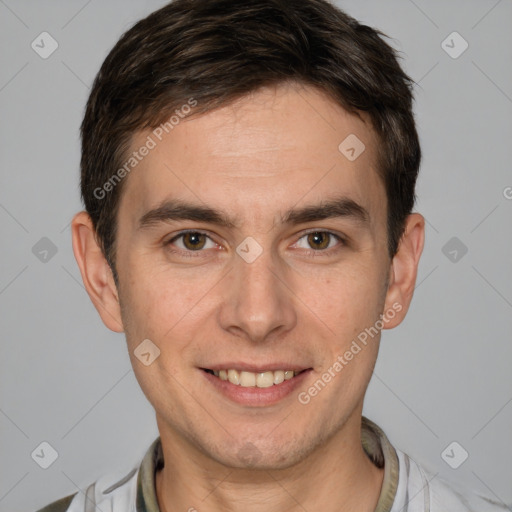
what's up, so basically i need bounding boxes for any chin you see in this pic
[209,431,327,471]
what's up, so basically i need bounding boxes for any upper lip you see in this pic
[201,363,312,373]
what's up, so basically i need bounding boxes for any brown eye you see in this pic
[181,232,207,250]
[293,231,344,254]
[165,231,219,258]
[307,232,331,250]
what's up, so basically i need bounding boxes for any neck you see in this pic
[155,415,384,512]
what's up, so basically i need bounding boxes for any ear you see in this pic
[71,211,124,333]
[382,213,425,329]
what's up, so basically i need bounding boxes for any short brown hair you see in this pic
[80,0,421,285]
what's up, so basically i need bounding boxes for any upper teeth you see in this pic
[213,369,298,387]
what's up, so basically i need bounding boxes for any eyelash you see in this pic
[164,229,346,258]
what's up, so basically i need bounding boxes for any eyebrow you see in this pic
[137,196,370,231]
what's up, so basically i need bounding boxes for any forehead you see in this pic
[117,83,386,231]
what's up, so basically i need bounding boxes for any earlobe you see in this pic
[71,211,124,333]
[382,213,425,330]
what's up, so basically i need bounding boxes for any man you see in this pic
[37,0,507,510]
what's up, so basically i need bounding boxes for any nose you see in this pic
[217,242,297,343]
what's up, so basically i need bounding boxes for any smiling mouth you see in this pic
[202,368,309,388]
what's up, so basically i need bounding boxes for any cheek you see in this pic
[120,254,186,326]
[292,263,383,331]
[119,262,217,365]
[121,273,200,404]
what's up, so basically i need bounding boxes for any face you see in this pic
[78,83,416,470]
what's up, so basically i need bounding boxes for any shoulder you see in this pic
[397,449,510,512]
[33,466,140,512]
[34,493,78,512]
[429,475,510,512]
[32,438,159,512]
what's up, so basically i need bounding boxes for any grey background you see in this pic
[1,0,511,510]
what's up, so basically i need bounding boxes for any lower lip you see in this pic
[201,369,312,407]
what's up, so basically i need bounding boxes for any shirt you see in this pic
[35,416,509,512]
